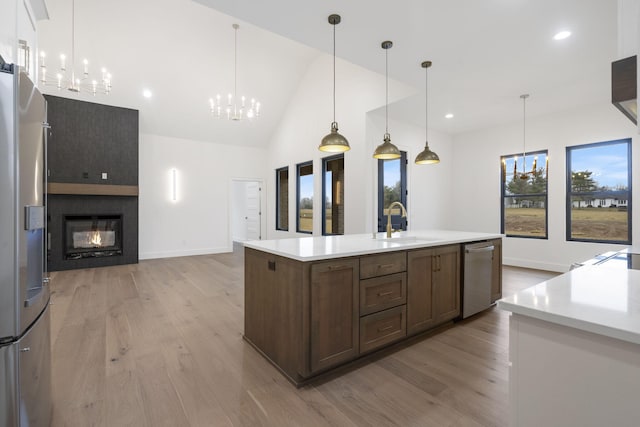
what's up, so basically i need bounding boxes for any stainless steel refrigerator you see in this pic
[0,59,52,426]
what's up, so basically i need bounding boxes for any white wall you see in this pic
[139,133,267,259]
[264,54,417,239]
[451,103,638,272]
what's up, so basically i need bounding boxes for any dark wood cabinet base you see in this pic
[244,240,501,386]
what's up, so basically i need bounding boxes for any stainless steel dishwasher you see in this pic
[463,241,495,318]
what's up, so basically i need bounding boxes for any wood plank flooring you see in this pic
[48,248,559,427]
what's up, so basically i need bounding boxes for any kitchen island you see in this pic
[498,264,640,426]
[243,230,502,385]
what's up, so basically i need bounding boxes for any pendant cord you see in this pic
[234,25,238,110]
[71,0,75,82]
[332,22,336,123]
[425,64,428,143]
[522,95,526,173]
[385,47,388,134]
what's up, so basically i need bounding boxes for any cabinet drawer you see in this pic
[360,252,406,279]
[360,305,406,354]
[360,272,406,316]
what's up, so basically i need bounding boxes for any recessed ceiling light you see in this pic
[143,89,153,98]
[445,113,454,119]
[553,30,571,41]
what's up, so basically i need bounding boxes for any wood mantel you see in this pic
[47,182,139,196]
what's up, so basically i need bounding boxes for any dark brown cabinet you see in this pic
[244,240,495,386]
[407,245,461,336]
[433,245,461,324]
[309,259,360,373]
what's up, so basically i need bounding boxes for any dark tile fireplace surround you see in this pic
[48,195,138,271]
[45,95,139,271]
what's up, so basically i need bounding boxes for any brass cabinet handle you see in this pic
[377,290,393,297]
[432,255,441,272]
[328,264,350,270]
[378,325,394,332]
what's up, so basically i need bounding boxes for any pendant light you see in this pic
[373,41,401,159]
[515,93,537,179]
[414,61,440,164]
[319,14,350,152]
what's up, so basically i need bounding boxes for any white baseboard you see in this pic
[139,246,232,260]
[503,257,569,273]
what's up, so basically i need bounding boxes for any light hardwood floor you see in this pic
[48,248,559,427]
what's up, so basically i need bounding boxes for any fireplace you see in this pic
[64,215,123,260]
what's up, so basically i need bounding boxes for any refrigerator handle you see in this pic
[24,286,44,307]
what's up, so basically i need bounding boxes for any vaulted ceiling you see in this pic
[37,0,620,147]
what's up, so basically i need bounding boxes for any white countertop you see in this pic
[243,229,502,261]
[498,265,640,344]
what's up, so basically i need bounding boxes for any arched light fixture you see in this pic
[373,41,401,159]
[319,14,350,153]
[415,61,440,165]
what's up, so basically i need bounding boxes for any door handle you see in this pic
[466,245,494,254]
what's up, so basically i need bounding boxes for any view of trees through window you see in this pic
[297,162,313,233]
[377,152,407,232]
[323,155,344,235]
[567,139,631,243]
[501,150,548,238]
[276,167,288,231]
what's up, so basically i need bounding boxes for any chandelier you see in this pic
[209,24,260,121]
[39,0,112,95]
[515,94,537,179]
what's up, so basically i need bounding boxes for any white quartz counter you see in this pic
[243,229,502,262]
[498,265,640,344]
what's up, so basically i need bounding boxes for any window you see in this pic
[378,151,407,232]
[296,161,313,233]
[275,167,288,231]
[566,139,631,244]
[501,150,548,238]
[322,155,344,235]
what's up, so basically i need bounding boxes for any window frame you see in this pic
[565,138,632,244]
[322,154,344,236]
[500,149,549,239]
[377,151,408,232]
[296,161,313,234]
[275,166,289,231]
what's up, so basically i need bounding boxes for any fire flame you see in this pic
[90,231,102,246]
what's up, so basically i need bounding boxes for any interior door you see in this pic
[245,181,261,240]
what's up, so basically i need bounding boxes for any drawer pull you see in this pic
[378,263,394,269]
[377,290,393,297]
[378,325,394,332]
[328,264,350,270]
